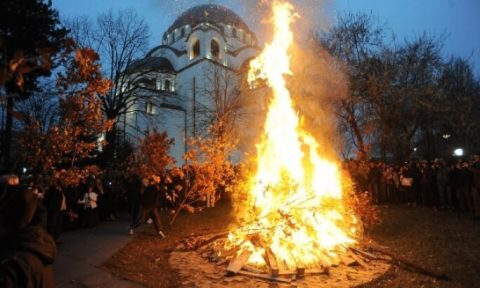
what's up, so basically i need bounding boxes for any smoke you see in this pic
[289,40,349,159]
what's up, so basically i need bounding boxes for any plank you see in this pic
[237,270,293,283]
[340,255,357,266]
[348,251,368,269]
[349,247,377,260]
[226,250,252,274]
[297,267,305,278]
[264,248,279,276]
[242,264,265,274]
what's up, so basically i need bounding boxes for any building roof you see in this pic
[165,4,252,35]
[126,57,175,73]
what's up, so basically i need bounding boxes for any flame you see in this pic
[226,0,359,270]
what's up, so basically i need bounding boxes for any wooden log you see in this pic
[242,265,265,274]
[227,250,252,274]
[349,247,378,260]
[340,255,357,266]
[348,251,368,269]
[277,267,329,276]
[264,248,279,276]
[277,269,296,276]
[221,247,240,258]
[196,232,229,250]
[297,267,305,278]
[237,270,293,283]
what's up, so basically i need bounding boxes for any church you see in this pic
[122,4,260,163]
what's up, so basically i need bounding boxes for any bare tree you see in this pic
[67,8,151,163]
[15,82,58,133]
[196,62,247,148]
[436,56,480,156]
[321,12,385,160]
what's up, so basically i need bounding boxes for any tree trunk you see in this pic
[349,117,368,161]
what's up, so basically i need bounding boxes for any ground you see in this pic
[103,201,480,288]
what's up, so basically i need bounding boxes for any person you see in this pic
[126,175,142,232]
[451,160,473,213]
[436,160,452,209]
[78,179,99,228]
[43,179,67,244]
[0,174,56,287]
[400,163,414,204]
[367,162,382,204]
[129,176,166,238]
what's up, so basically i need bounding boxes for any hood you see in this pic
[1,225,57,265]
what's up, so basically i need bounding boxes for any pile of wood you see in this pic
[223,245,378,283]
[176,233,380,284]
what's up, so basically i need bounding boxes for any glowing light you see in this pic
[225,0,359,269]
[454,148,464,157]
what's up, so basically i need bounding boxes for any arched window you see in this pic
[172,32,175,43]
[164,79,171,91]
[232,28,237,38]
[211,39,220,59]
[191,39,200,59]
[145,102,154,115]
[181,27,185,38]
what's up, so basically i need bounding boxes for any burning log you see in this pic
[296,267,305,278]
[226,250,252,275]
[264,247,279,276]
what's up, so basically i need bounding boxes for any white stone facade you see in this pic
[122,4,259,163]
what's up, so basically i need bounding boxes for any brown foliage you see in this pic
[168,121,239,223]
[18,46,112,187]
[126,131,176,181]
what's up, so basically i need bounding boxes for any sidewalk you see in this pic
[53,216,144,288]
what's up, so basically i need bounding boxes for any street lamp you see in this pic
[453,148,464,157]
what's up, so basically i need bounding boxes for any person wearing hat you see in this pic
[0,174,56,287]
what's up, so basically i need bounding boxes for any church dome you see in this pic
[165,4,252,35]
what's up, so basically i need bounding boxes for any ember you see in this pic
[223,0,359,275]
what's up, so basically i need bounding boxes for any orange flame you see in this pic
[226,0,359,269]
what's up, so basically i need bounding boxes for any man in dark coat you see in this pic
[0,175,56,287]
[129,176,165,238]
[43,181,67,243]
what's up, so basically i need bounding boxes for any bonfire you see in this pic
[173,2,452,284]
[223,0,359,274]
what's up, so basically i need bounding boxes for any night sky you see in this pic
[53,0,480,77]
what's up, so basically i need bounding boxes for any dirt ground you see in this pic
[103,201,480,288]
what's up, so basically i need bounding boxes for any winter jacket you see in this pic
[0,225,56,288]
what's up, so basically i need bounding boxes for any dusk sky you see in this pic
[53,0,480,77]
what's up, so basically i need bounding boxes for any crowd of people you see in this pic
[2,153,479,286]
[0,171,168,286]
[344,153,480,218]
